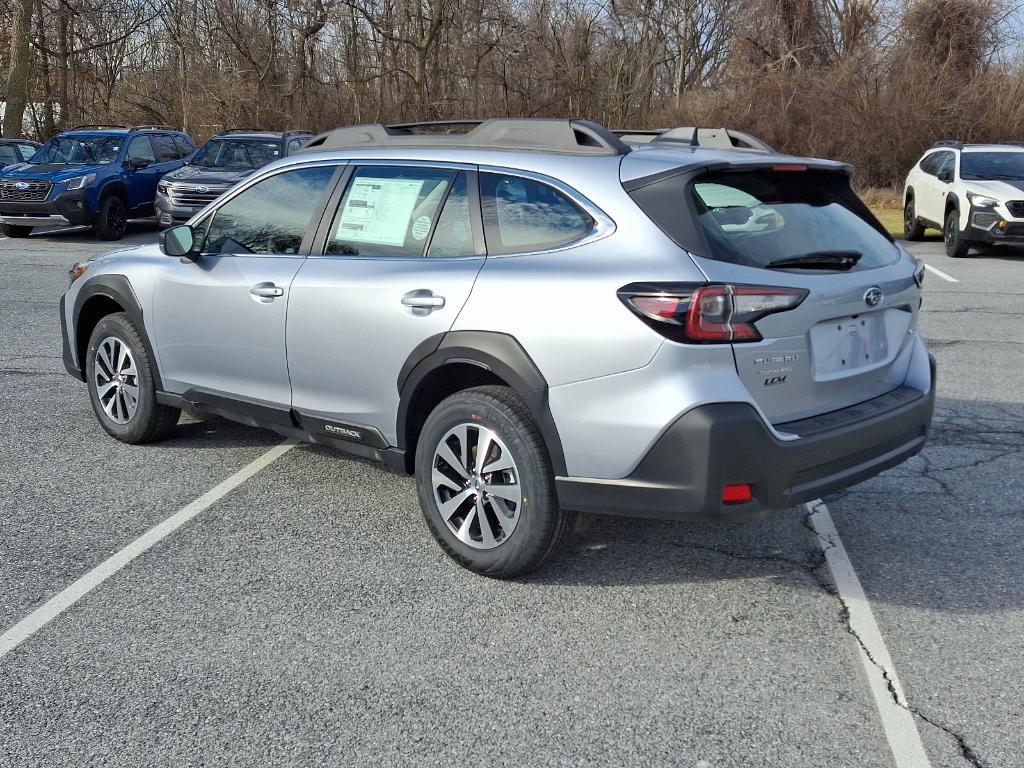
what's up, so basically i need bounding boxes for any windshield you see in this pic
[30,135,123,164]
[960,151,1024,180]
[190,139,282,170]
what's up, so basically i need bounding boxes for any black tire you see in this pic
[85,312,179,443]
[93,195,127,240]
[944,209,971,258]
[0,223,32,238]
[903,198,925,241]
[415,385,573,578]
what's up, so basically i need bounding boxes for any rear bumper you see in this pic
[0,190,94,227]
[556,357,936,521]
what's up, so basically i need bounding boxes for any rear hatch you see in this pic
[628,163,922,425]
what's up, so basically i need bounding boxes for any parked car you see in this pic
[155,129,313,226]
[903,140,1024,257]
[0,138,39,169]
[60,119,935,577]
[0,124,195,240]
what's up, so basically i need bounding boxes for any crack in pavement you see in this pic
[671,504,992,768]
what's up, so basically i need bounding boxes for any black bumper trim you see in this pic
[0,190,95,226]
[556,358,936,521]
[59,295,82,379]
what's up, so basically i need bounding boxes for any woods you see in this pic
[1,0,1022,184]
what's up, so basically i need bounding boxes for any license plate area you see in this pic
[809,312,889,380]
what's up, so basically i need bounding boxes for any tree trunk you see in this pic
[3,0,35,137]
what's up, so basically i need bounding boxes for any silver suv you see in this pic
[60,119,936,577]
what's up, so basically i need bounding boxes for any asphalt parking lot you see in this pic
[1,223,1021,768]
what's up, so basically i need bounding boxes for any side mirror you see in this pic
[160,224,197,258]
[127,157,150,171]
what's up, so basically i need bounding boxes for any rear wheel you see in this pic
[93,195,127,240]
[944,209,971,258]
[0,223,32,238]
[415,386,573,578]
[86,312,179,443]
[903,199,925,241]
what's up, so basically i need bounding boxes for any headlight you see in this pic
[66,174,96,191]
[967,192,998,208]
[68,260,92,286]
[157,182,169,194]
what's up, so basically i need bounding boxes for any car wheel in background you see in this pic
[903,199,925,241]
[93,195,127,240]
[944,209,971,258]
[0,223,32,238]
[415,385,574,579]
[86,312,179,443]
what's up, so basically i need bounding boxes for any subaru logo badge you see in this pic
[14,181,29,190]
[194,185,209,194]
[863,287,883,307]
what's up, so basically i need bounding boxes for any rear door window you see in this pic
[479,173,595,254]
[151,135,179,163]
[426,173,474,257]
[126,136,156,163]
[325,166,455,257]
[173,135,196,158]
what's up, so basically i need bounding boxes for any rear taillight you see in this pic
[618,283,808,343]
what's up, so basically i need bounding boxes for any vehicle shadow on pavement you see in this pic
[28,221,160,244]
[533,396,1024,615]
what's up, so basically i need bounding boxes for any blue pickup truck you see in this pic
[0,125,195,240]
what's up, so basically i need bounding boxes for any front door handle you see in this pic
[401,289,445,312]
[250,282,284,303]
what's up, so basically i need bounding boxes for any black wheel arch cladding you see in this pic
[397,330,568,476]
[72,274,162,389]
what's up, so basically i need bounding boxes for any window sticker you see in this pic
[336,177,425,247]
[411,215,432,240]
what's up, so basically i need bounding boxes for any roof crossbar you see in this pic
[300,118,631,156]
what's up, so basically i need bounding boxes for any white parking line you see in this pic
[808,501,932,768]
[923,263,958,283]
[0,439,297,661]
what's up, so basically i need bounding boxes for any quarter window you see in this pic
[202,165,337,255]
[325,166,455,257]
[480,173,595,254]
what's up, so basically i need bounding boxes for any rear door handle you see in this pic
[401,290,445,311]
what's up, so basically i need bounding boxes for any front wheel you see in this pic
[86,312,179,443]
[944,210,971,258]
[415,386,573,578]
[903,199,925,241]
[0,223,32,238]
[93,195,127,240]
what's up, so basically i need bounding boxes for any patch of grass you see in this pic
[860,187,904,239]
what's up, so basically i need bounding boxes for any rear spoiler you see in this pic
[623,158,854,193]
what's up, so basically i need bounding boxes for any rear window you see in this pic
[630,168,899,271]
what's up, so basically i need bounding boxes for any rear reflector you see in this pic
[618,282,808,344]
[722,483,753,504]
[772,164,808,172]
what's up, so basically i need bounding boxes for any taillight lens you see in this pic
[618,283,808,343]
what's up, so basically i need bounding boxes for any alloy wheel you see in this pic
[431,423,522,549]
[93,336,139,424]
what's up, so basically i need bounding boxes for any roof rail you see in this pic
[215,127,270,136]
[932,139,964,149]
[130,124,175,132]
[67,124,128,132]
[640,127,774,152]
[299,118,631,156]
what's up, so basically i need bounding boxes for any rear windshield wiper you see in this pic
[766,251,862,271]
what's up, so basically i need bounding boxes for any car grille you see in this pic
[1006,200,1024,218]
[0,179,51,202]
[167,184,227,208]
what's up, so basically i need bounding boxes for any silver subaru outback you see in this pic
[60,119,935,577]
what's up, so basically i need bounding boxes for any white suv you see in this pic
[904,141,1024,257]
